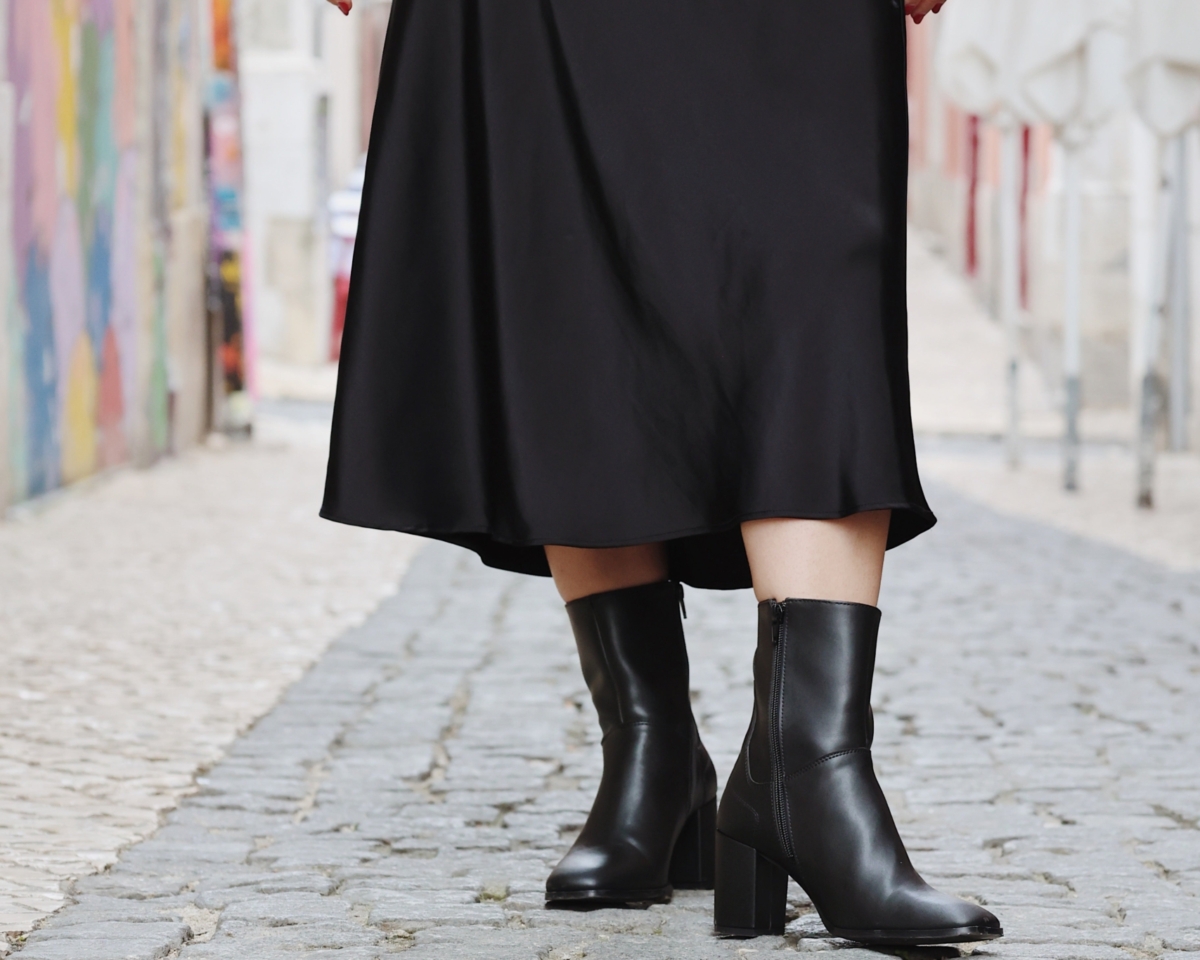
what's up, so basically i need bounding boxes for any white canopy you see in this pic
[1018,0,1128,139]
[935,0,1038,123]
[1127,0,1200,137]
[937,0,1128,135]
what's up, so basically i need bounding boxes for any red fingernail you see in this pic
[337,0,351,13]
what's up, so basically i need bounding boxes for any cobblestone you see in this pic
[11,485,1200,959]
[0,411,417,935]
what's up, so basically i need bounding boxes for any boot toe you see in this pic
[960,902,1003,939]
[546,842,669,903]
[910,888,1002,937]
[827,886,1003,945]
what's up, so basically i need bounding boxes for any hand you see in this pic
[905,0,946,24]
[324,0,352,14]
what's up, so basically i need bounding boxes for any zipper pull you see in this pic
[677,582,687,619]
[770,601,785,644]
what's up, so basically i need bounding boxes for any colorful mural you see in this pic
[2,0,211,505]
[4,0,137,496]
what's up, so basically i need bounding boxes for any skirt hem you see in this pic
[319,500,936,591]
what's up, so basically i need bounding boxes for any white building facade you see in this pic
[237,0,387,366]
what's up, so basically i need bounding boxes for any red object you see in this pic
[331,274,350,361]
[965,114,980,277]
[330,235,355,361]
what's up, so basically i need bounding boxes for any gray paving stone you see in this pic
[15,921,189,960]
[12,485,1200,958]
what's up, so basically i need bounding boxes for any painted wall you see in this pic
[0,0,210,508]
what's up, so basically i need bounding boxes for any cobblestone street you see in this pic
[4,234,1200,958]
[9,485,1200,959]
[0,415,417,935]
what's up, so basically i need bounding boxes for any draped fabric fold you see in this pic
[322,0,934,590]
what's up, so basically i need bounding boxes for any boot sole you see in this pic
[716,922,1004,945]
[545,886,672,908]
[825,924,1004,946]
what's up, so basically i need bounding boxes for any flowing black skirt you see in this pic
[321,0,934,590]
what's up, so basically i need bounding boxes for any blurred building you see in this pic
[907,17,1200,448]
[237,0,389,365]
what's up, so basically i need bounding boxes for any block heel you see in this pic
[669,797,716,888]
[713,831,788,937]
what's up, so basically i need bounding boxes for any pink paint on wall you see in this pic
[87,0,115,32]
[111,148,138,437]
[944,104,965,182]
[28,2,58,254]
[113,0,135,149]
[983,123,1002,189]
[97,324,127,467]
[9,1,60,262]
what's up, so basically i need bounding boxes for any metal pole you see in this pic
[1136,139,1173,509]
[1000,123,1023,469]
[1063,144,1083,491]
[1168,134,1191,452]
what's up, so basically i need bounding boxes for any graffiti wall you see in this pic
[0,0,210,507]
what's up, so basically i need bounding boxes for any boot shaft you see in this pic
[750,599,881,777]
[566,581,692,733]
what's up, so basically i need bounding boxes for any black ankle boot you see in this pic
[714,599,1003,945]
[546,581,718,905]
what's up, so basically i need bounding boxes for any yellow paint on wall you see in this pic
[61,332,98,485]
[51,0,79,198]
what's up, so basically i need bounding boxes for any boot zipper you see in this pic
[768,602,796,863]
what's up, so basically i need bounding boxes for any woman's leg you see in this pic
[545,543,668,603]
[741,511,891,605]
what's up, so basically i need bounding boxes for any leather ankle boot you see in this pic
[546,581,718,905]
[714,599,1003,945]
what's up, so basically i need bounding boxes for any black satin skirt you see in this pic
[321,0,934,590]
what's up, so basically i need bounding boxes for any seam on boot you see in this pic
[784,747,871,782]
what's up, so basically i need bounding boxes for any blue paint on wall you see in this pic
[86,207,112,364]
[22,249,59,496]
